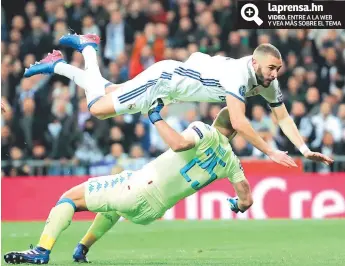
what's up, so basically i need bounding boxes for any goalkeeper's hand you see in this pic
[148,98,164,124]
[227,197,242,213]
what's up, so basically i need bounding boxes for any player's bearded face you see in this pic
[256,56,282,87]
[257,64,276,87]
[256,65,269,87]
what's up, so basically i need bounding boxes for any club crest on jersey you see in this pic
[239,86,246,97]
[128,103,136,110]
[219,96,226,102]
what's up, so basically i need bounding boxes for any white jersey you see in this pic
[136,121,245,210]
[112,52,283,114]
[170,52,283,106]
[111,52,283,115]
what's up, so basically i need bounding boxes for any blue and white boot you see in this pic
[59,33,100,52]
[72,243,89,263]
[23,50,65,78]
[4,245,50,264]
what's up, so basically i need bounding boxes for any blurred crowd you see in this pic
[1,0,345,176]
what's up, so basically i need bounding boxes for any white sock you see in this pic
[81,46,106,105]
[54,62,89,89]
[55,62,111,90]
[54,60,111,106]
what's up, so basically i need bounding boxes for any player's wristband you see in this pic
[148,112,162,124]
[299,144,310,156]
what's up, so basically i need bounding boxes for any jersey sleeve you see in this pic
[184,121,213,148]
[259,80,284,107]
[219,72,247,103]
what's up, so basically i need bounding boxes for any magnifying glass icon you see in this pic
[241,3,263,26]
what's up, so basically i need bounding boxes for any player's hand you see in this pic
[227,197,241,213]
[148,98,164,124]
[303,150,334,166]
[268,150,298,168]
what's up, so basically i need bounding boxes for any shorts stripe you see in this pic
[174,67,222,87]
[174,70,221,87]
[118,79,158,104]
[177,67,219,83]
[176,68,220,84]
[175,69,218,85]
[119,79,158,100]
[160,72,172,80]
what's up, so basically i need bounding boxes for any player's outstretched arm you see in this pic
[271,104,334,165]
[226,95,297,168]
[148,99,196,152]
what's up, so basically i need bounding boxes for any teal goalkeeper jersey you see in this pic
[139,121,245,210]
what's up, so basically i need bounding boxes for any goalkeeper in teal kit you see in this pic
[4,102,253,264]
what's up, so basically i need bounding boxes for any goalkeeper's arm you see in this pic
[148,99,196,152]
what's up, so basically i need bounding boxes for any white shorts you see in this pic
[110,60,182,115]
[84,170,166,225]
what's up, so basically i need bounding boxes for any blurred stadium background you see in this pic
[1,0,345,265]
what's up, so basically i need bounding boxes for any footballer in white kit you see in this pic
[98,51,284,116]
[23,33,332,168]
[4,107,252,264]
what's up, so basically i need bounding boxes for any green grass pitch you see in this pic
[2,220,345,265]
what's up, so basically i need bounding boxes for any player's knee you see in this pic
[89,96,115,120]
[59,184,87,211]
[57,193,78,211]
[60,189,77,202]
[89,104,107,120]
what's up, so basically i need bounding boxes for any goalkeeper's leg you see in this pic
[73,212,120,263]
[4,183,87,264]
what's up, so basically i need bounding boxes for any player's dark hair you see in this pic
[254,43,282,59]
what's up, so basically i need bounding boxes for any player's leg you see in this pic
[54,61,112,95]
[22,47,116,119]
[3,183,87,264]
[230,179,253,213]
[38,184,88,248]
[56,34,120,119]
[23,50,112,92]
[59,34,181,120]
[71,171,140,262]
[73,211,120,262]
[73,170,166,262]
